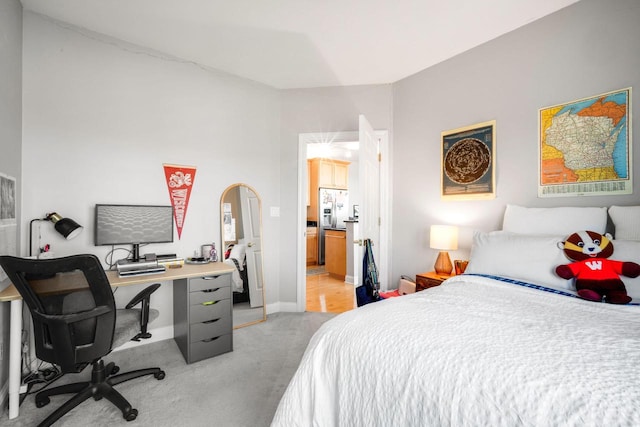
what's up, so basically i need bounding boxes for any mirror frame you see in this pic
[220,183,267,329]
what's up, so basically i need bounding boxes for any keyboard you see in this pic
[118,265,167,277]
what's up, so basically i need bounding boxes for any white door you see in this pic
[239,186,264,308]
[356,114,381,287]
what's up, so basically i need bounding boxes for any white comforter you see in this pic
[223,258,244,292]
[272,275,640,427]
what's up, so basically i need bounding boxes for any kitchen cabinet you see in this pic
[306,159,311,206]
[318,159,349,188]
[307,158,350,222]
[325,229,346,280]
[306,227,318,265]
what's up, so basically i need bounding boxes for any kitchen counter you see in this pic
[325,229,347,280]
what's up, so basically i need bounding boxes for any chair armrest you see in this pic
[125,283,161,309]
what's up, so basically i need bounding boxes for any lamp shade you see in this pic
[47,212,83,240]
[429,225,458,251]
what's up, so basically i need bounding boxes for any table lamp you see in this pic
[430,225,458,275]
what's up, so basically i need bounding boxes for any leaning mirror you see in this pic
[220,183,266,329]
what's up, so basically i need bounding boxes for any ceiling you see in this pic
[21,0,580,90]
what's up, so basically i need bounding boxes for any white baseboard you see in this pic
[273,301,299,313]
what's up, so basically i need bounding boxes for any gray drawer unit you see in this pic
[173,273,233,364]
[189,286,231,306]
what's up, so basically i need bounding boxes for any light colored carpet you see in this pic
[4,312,335,427]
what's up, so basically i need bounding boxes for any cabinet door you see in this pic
[325,230,346,278]
[318,161,335,187]
[306,229,318,265]
[306,159,311,206]
[307,160,319,221]
[334,163,349,189]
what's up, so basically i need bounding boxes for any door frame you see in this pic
[296,130,391,312]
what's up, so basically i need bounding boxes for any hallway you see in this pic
[306,267,354,314]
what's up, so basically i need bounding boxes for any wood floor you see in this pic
[306,266,355,313]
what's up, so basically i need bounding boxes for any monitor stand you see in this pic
[132,243,141,262]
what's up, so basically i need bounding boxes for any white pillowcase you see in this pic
[609,206,640,240]
[610,239,640,300]
[229,244,247,270]
[502,204,608,235]
[465,231,573,292]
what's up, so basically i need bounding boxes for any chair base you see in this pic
[34,359,165,427]
[130,331,153,342]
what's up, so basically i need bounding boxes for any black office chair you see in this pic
[0,255,166,427]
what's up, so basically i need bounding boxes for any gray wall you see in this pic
[279,85,393,303]
[0,0,22,409]
[392,0,640,281]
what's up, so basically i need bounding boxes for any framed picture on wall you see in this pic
[538,87,632,197]
[441,120,496,200]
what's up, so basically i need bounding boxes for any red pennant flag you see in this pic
[163,164,196,239]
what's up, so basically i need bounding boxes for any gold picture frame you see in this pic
[441,120,496,200]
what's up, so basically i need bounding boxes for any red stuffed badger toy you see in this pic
[556,230,640,304]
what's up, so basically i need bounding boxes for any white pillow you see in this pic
[229,244,247,270]
[465,231,573,292]
[610,239,640,301]
[609,206,640,240]
[502,205,607,235]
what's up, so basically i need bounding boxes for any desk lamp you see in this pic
[29,212,83,257]
[430,225,458,275]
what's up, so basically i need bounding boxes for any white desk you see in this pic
[0,262,235,420]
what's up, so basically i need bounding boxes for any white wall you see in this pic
[391,0,640,281]
[0,0,23,409]
[22,13,282,328]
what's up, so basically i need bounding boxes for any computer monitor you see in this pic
[94,204,174,262]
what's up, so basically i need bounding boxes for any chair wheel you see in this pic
[155,370,166,380]
[124,408,138,421]
[36,396,50,408]
[111,365,120,375]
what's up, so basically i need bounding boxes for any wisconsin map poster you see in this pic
[441,120,496,200]
[538,88,631,197]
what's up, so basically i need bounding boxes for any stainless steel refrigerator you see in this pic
[318,188,349,265]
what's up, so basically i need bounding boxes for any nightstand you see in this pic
[415,271,453,291]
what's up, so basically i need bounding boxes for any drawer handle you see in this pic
[202,300,219,306]
[203,275,220,280]
[201,288,220,293]
[203,318,221,324]
[202,336,220,343]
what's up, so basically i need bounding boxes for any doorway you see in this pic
[305,150,357,313]
[296,127,390,313]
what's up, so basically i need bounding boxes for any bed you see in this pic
[272,205,640,426]
[222,244,249,303]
